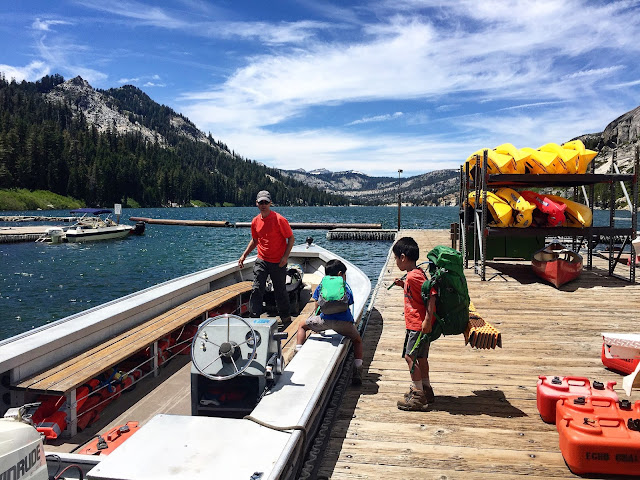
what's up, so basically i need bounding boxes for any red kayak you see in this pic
[520,190,566,227]
[531,241,583,288]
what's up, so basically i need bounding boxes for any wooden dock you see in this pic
[318,229,640,479]
[0,226,48,243]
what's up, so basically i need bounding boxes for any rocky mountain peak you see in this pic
[601,105,640,149]
[45,77,164,145]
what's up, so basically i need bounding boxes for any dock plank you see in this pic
[319,229,640,479]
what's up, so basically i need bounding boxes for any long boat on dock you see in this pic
[0,240,371,479]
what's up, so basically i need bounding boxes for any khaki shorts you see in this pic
[402,329,430,358]
[305,314,360,340]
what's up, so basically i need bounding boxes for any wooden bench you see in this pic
[14,281,252,436]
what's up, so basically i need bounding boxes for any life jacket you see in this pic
[421,246,470,341]
[37,410,67,440]
[316,275,350,315]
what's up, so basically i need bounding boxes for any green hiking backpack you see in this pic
[316,275,350,314]
[420,245,470,342]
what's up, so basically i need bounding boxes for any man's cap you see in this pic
[256,190,271,203]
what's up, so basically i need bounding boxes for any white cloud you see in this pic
[0,61,50,82]
[562,66,626,80]
[605,78,640,89]
[210,126,472,176]
[347,112,404,126]
[32,18,73,31]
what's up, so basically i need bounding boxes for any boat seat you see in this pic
[13,281,252,436]
[281,296,319,365]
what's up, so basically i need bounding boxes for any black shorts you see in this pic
[402,329,430,358]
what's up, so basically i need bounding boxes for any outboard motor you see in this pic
[0,406,47,480]
[263,264,304,314]
[190,314,287,417]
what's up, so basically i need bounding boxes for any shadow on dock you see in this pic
[427,390,526,418]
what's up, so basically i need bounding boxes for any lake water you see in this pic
[0,206,458,340]
[0,205,630,341]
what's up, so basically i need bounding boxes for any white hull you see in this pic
[0,243,371,480]
[64,225,132,242]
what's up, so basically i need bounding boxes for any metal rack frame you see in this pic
[459,146,639,282]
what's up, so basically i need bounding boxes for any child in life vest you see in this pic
[392,237,436,411]
[295,259,364,385]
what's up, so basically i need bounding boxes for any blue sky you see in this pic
[1,1,640,177]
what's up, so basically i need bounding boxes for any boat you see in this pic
[545,194,592,227]
[562,140,598,174]
[64,208,134,242]
[0,239,371,479]
[467,191,513,227]
[495,187,534,228]
[494,143,529,174]
[537,143,576,174]
[519,190,566,227]
[465,148,518,175]
[531,240,583,288]
[521,147,568,174]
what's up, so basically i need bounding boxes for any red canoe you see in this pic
[531,242,583,288]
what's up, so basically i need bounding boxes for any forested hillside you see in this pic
[0,75,348,207]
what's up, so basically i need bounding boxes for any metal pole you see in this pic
[397,169,403,231]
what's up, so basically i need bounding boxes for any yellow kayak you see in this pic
[465,149,517,175]
[494,143,529,174]
[468,191,513,227]
[521,147,567,174]
[562,140,598,174]
[546,194,592,227]
[495,187,534,228]
[537,143,575,173]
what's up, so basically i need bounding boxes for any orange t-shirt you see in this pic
[251,211,293,263]
[404,268,427,330]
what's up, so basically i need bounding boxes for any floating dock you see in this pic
[0,215,78,222]
[235,221,383,230]
[0,226,48,243]
[326,228,397,241]
[129,217,230,227]
[317,229,640,479]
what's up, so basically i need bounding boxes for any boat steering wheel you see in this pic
[190,314,258,381]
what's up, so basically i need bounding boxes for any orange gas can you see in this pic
[556,397,640,475]
[536,375,617,424]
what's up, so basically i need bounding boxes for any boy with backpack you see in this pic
[392,237,433,411]
[392,237,470,411]
[295,259,364,385]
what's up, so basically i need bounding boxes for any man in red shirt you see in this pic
[238,190,295,324]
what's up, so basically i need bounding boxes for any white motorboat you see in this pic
[0,240,371,479]
[63,208,133,242]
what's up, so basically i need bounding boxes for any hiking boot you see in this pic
[423,385,435,403]
[397,388,429,411]
[352,364,363,386]
[403,385,436,403]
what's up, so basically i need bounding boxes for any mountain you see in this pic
[583,105,640,175]
[280,168,459,205]
[3,73,639,208]
[0,75,348,207]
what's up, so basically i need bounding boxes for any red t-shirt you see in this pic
[404,268,427,330]
[251,211,293,263]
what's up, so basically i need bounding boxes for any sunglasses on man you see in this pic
[258,200,270,205]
